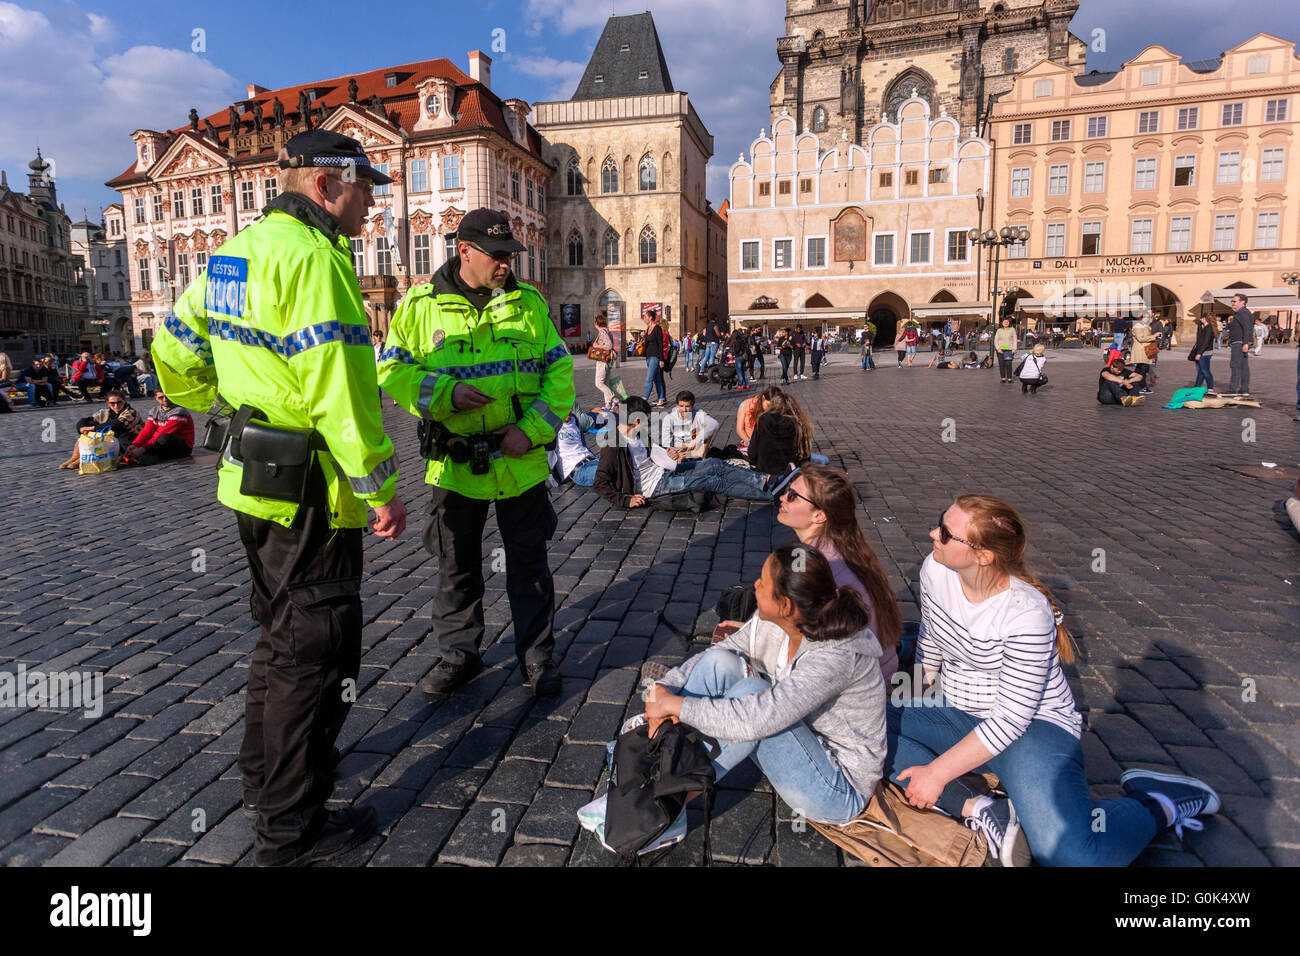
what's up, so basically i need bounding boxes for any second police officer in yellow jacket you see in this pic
[379,209,575,697]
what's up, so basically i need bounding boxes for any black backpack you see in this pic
[604,720,719,858]
[647,490,719,513]
[663,341,681,374]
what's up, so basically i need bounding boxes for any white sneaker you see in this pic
[965,796,1032,867]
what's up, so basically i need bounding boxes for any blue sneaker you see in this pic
[1120,768,1220,838]
[964,796,1032,867]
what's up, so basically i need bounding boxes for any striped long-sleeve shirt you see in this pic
[916,554,1081,755]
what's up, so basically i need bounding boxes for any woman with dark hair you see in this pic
[885,495,1219,865]
[590,313,618,413]
[747,390,813,476]
[646,544,887,824]
[777,330,793,385]
[1188,314,1217,393]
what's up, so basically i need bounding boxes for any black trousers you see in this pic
[133,433,192,466]
[792,349,806,376]
[236,467,363,861]
[752,351,764,379]
[811,349,823,378]
[423,481,557,670]
[997,351,1014,378]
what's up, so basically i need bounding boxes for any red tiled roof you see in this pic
[107,57,542,187]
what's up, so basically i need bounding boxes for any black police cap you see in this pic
[453,208,526,255]
[279,130,393,184]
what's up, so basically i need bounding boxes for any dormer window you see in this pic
[385,73,398,87]
[638,71,648,80]
[594,75,603,84]
[306,90,316,102]
[619,43,630,53]
[425,94,442,117]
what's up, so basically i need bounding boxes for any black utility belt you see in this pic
[218,405,326,503]
[417,419,503,475]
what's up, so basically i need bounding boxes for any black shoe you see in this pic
[256,806,377,867]
[420,655,483,697]
[244,747,343,818]
[523,659,561,696]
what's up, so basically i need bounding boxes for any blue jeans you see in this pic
[702,342,718,370]
[643,357,666,402]
[1112,333,1125,352]
[861,350,875,370]
[685,349,696,370]
[1194,354,1214,389]
[679,649,867,825]
[24,383,54,405]
[735,356,749,388]
[571,458,598,486]
[779,353,791,382]
[657,458,772,501]
[885,702,1160,866]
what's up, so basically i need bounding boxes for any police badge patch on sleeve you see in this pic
[206,256,249,318]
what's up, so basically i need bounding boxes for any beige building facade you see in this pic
[108,52,549,352]
[728,98,992,342]
[989,33,1300,336]
[71,204,133,354]
[534,13,717,342]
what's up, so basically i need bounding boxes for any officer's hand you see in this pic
[452,383,495,411]
[494,424,532,458]
[371,496,407,539]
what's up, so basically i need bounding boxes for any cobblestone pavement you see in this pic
[2,346,1298,867]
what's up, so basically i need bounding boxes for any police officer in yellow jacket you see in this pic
[379,209,574,697]
[152,130,407,866]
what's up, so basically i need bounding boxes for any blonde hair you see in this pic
[281,164,337,199]
[954,494,1076,665]
[1033,343,1046,357]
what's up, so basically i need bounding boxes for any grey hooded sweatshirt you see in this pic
[657,616,887,799]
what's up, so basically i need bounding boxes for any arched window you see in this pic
[639,155,657,191]
[567,230,584,267]
[601,156,618,193]
[812,107,827,132]
[639,225,657,264]
[599,289,623,311]
[603,227,619,265]
[566,158,583,196]
[812,30,824,43]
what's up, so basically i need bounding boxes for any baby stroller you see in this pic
[696,347,738,390]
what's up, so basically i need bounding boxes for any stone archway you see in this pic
[110,315,132,355]
[1137,283,1184,336]
[805,293,833,308]
[868,291,909,346]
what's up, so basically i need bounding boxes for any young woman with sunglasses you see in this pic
[884,495,1219,865]
[646,544,886,825]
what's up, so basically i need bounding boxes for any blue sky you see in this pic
[1,0,1292,223]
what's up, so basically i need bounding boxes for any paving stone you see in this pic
[120,752,235,820]
[2,755,81,805]
[1089,713,1173,766]
[774,821,841,867]
[182,808,255,865]
[708,789,775,865]
[419,766,489,810]
[545,743,608,790]
[44,816,155,867]
[438,801,525,866]
[444,724,513,770]
[565,702,626,745]
[513,785,591,845]
[479,758,549,805]
[34,774,155,837]
[0,786,81,847]
[0,832,71,867]
[107,840,187,867]
[1166,745,1265,798]
[367,807,461,866]
[502,843,572,866]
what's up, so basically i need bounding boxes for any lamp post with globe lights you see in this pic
[969,225,1030,328]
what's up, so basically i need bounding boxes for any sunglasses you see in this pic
[937,513,977,549]
[784,486,816,507]
[466,243,514,263]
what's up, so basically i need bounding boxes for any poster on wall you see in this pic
[640,302,662,328]
[560,304,581,339]
[607,301,624,356]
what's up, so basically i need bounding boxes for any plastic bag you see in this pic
[78,429,120,475]
[606,372,629,401]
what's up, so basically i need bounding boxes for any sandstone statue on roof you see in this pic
[272,96,285,127]
[298,89,311,122]
[204,118,218,142]
[252,101,264,132]
[369,93,383,115]
[228,105,240,134]
[348,77,358,102]
[189,108,199,131]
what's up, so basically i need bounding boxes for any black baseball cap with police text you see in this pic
[453,208,527,256]
[279,130,393,184]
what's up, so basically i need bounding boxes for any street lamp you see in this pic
[969,225,1030,329]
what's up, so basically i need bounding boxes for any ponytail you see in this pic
[768,546,872,643]
[801,585,872,643]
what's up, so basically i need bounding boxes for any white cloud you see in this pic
[504,52,588,102]
[0,2,239,186]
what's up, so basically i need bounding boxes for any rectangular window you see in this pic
[758,182,771,197]
[210,184,223,214]
[510,170,520,201]
[1010,167,1031,198]
[799,178,812,194]
[1212,213,1236,250]
[776,179,790,195]
[408,159,427,193]
[904,169,919,186]
[413,234,430,274]
[172,190,185,218]
[240,181,255,211]
[1265,98,1289,123]
[773,239,793,269]
[496,161,506,194]
[1134,157,1157,190]
[101,281,109,299]
[373,165,389,197]
[1033,79,1053,98]
[133,197,145,224]
[928,167,949,184]
[177,253,190,287]
[1080,221,1102,256]
[527,244,536,279]
[1044,223,1066,258]
[1048,164,1069,195]
[375,236,391,275]
[526,176,535,208]
[117,281,125,299]
[1137,110,1160,134]
[741,241,760,270]
[1140,67,1161,86]
[1083,161,1106,193]
[1012,122,1032,145]
[878,171,893,188]
[137,258,150,291]
[1129,219,1154,254]
[196,251,207,273]
[1050,119,1071,141]
[1248,55,1269,74]
[946,230,968,262]
[909,232,930,264]
[263,177,278,202]
[190,187,204,217]
[1261,146,1285,182]
[873,234,894,265]
[1255,211,1280,249]
[351,238,364,275]
[539,246,546,283]
[1173,154,1197,187]
[1217,150,1240,184]
[445,235,456,264]
[1169,216,1192,253]
[1176,106,1199,130]
[806,237,825,267]
[1086,115,1108,138]
[1221,102,1244,126]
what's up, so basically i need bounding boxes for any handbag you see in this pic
[1144,342,1159,359]
[604,719,718,858]
[588,345,613,363]
[1013,355,1027,376]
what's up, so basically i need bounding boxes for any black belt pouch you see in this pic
[237,418,316,503]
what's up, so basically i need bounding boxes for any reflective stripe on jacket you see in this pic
[378,257,575,500]
[151,202,398,529]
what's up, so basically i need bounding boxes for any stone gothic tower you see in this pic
[772,0,1086,148]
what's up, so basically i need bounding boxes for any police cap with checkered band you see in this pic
[279,130,393,184]
[453,208,527,256]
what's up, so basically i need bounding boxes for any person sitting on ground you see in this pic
[20,358,54,407]
[1098,356,1145,406]
[43,355,76,404]
[734,385,782,449]
[1018,343,1048,395]
[884,495,1219,865]
[70,351,107,402]
[747,390,814,477]
[94,389,145,442]
[660,390,719,460]
[592,396,774,508]
[121,390,195,466]
[645,544,886,826]
[552,405,603,486]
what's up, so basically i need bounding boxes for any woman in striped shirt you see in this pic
[884,494,1220,866]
